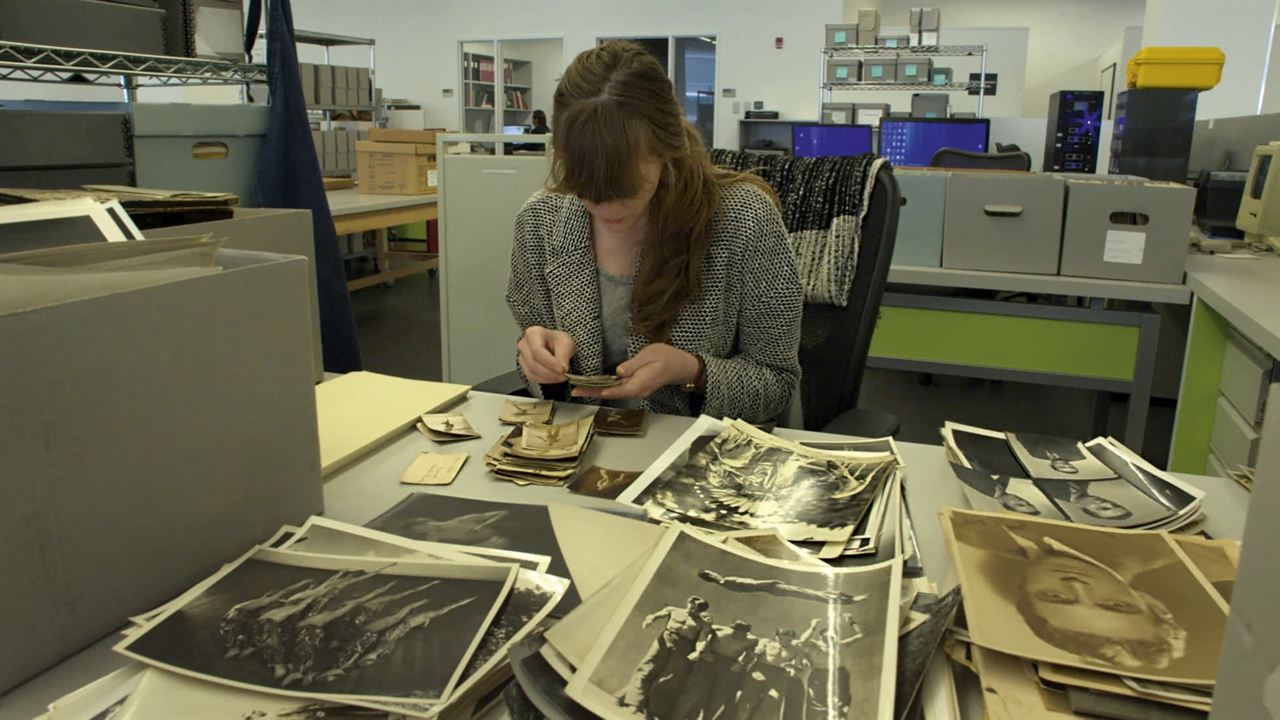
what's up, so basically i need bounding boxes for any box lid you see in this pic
[1130,46,1225,65]
[356,140,435,156]
[368,128,448,144]
[131,103,270,137]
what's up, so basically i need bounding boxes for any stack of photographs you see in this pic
[617,416,903,562]
[941,508,1237,720]
[88,518,569,719]
[540,527,902,719]
[484,416,597,486]
[943,422,1205,531]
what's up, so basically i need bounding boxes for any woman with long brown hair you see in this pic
[507,41,801,423]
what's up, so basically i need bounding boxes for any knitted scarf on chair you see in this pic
[710,149,887,307]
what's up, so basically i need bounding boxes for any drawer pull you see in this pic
[983,204,1023,217]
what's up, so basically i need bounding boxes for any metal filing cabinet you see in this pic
[1207,331,1274,476]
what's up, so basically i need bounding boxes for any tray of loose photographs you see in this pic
[365,493,663,616]
[942,422,1204,531]
[941,507,1233,720]
[617,416,905,564]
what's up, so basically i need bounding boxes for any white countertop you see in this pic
[326,188,437,217]
[0,392,1249,719]
[1185,253,1280,359]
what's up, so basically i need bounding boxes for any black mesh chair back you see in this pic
[930,147,1032,171]
[798,168,901,430]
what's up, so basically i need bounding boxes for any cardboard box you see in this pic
[356,67,371,90]
[0,0,165,55]
[311,129,324,155]
[862,58,896,82]
[317,87,334,107]
[131,103,269,207]
[896,58,933,83]
[821,103,856,125]
[911,7,941,30]
[323,153,337,172]
[911,92,949,118]
[931,67,953,85]
[943,171,1066,274]
[332,64,349,89]
[144,209,324,382]
[316,64,334,87]
[346,67,359,89]
[357,140,437,195]
[877,35,910,48]
[824,23,858,48]
[854,103,891,127]
[893,170,948,267]
[0,248,322,693]
[321,130,337,155]
[826,59,862,84]
[369,128,447,146]
[857,8,879,45]
[1058,177,1194,283]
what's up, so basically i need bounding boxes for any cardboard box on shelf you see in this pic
[311,129,324,155]
[318,86,334,107]
[356,140,437,195]
[322,131,337,155]
[316,63,334,87]
[356,67,371,90]
[332,64,349,89]
[345,67,359,89]
[857,8,880,45]
[323,153,338,172]
[369,128,447,145]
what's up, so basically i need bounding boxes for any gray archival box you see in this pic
[893,170,949,267]
[1058,177,1194,284]
[943,172,1066,274]
[0,249,323,693]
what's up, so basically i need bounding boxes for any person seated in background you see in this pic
[527,109,550,135]
[507,41,802,423]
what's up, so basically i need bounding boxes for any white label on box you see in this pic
[428,169,438,187]
[858,108,884,127]
[1103,230,1146,264]
[831,110,848,124]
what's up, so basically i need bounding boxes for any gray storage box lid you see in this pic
[131,103,270,137]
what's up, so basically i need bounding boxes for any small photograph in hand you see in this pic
[565,373,622,388]
[594,407,647,436]
[569,465,640,499]
[499,399,553,425]
[417,414,481,443]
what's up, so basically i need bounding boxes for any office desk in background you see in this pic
[0,390,1248,720]
[326,188,438,292]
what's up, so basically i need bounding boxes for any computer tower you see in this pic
[1043,90,1103,173]
[1109,89,1199,182]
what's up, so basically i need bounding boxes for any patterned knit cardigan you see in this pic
[709,150,887,307]
[506,182,802,423]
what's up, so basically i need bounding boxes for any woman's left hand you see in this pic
[571,343,700,400]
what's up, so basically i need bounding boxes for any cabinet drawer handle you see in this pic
[983,204,1023,217]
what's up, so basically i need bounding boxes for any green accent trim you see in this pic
[394,221,428,240]
[869,306,1140,380]
[1168,299,1230,474]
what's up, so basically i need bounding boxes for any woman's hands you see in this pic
[572,343,700,401]
[517,326,576,384]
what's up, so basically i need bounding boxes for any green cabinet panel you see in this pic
[869,306,1140,380]
[1168,299,1231,473]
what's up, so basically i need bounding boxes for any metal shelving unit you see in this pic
[819,43,989,118]
[0,40,265,96]
[257,29,379,122]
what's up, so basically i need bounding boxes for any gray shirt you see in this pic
[597,267,633,373]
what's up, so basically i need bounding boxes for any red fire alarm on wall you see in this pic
[775,37,784,49]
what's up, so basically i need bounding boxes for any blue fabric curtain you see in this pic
[244,0,362,372]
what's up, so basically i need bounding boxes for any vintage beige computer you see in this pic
[1236,141,1280,251]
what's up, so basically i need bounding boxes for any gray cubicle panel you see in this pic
[1188,111,1280,175]
[438,135,552,385]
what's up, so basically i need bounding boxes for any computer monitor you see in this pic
[792,124,874,158]
[878,118,991,166]
[1236,142,1280,250]
[502,125,530,135]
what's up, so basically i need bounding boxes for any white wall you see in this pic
[286,0,843,150]
[845,0,1147,117]
[1262,25,1280,113]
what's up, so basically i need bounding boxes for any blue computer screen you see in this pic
[878,119,990,166]
[792,125,874,158]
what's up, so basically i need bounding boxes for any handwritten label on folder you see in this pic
[1104,230,1146,265]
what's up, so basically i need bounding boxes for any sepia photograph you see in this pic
[623,418,898,543]
[566,529,899,720]
[521,418,581,452]
[117,548,516,704]
[950,463,1068,520]
[942,508,1228,685]
[942,422,1027,478]
[367,493,582,614]
[418,414,481,442]
[569,465,640,499]
[1006,432,1117,481]
[499,399,554,425]
[594,407,647,436]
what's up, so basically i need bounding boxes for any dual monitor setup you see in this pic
[792,118,990,166]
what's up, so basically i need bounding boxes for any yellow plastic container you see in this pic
[1127,46,1225,90]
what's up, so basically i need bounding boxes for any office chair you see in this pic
[799,167,902,438]
[930,146,1032,171]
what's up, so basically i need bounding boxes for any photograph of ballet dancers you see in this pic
[118,549,515,704]
[366,493,581,614]
[567,530,898,720]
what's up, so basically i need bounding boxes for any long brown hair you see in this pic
[549,40,774,342]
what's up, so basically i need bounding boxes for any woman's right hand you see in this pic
[516,326,575,384]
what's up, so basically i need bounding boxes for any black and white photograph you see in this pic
[117,548,516,705]
[366,493,583,614]
[949,463,1068,520]
[622,418,899,543]
[1033,478,1180,529]
[942,508,1228,685]
[801,437,902,460]
[1006,432,1117,481]
[566,529,899,720]
[281,516,551,573]
[1085,437,1202,515]
[115,668,385,720]
[273,517,568,706]
[569,465,640,499]
[942,422,1028,478]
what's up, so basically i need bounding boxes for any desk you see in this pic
[1170,254,1280,474]
[326,189,438,292]
[0,391,1248,720]
[875,266,1191,453]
